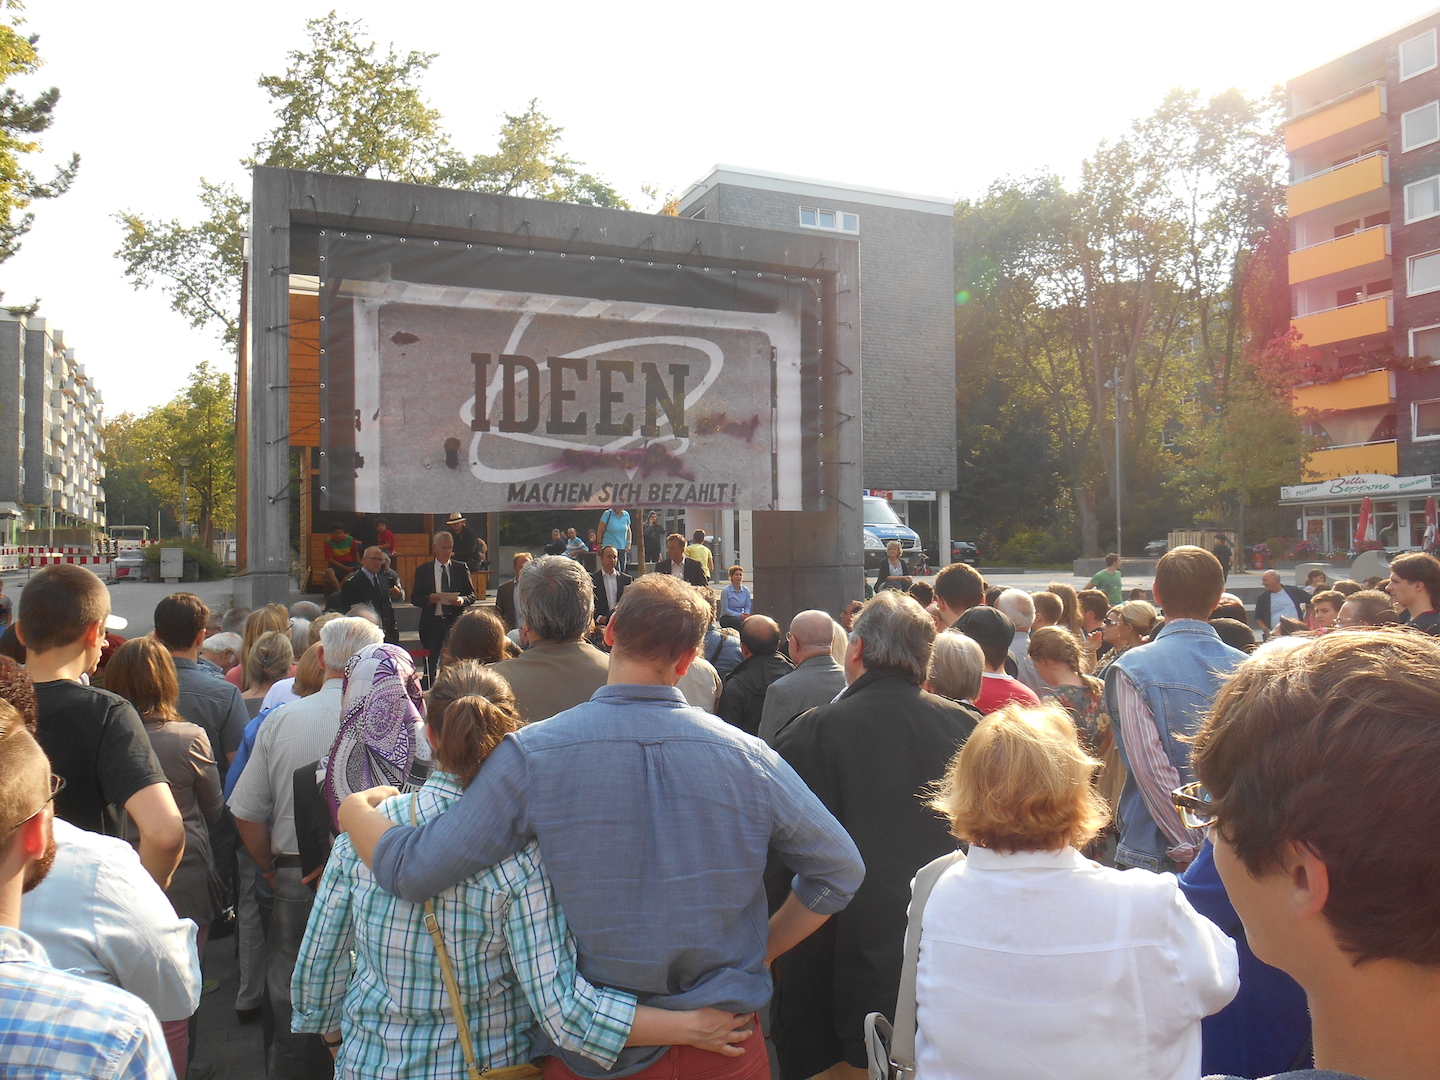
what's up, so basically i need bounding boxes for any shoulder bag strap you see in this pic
[890,850,964,1077]
[411,798,485,1080]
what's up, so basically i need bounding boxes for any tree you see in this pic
[118,362,236,546]
[114,179,246,346]
[434,99,629,208]
[115,15,627,344]
[249,11,445,182]
[0,1,77,288]
[98,412,165,531]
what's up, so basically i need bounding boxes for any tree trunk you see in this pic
[1076,486,1100,558]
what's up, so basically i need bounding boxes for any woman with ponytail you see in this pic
[293,661,754,1079]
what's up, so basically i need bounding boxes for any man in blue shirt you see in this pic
[341,573,865,1080]
[598,506,632,575]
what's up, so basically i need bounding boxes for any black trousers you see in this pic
[418,616,452,685]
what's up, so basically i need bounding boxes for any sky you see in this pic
[0,0,1436,416]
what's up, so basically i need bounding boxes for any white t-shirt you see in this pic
[1268,587,1299,623]
[914,846,1238,1080]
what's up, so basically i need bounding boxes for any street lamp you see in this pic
[177,457,193,541]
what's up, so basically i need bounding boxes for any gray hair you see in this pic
[221,606,251,634]
[202,632,241,657]
[926,631,984,702]
[432,530,454,549]
[289,600,323,621]
[995,588,1035,631]
[319,616,383,674]
[346,604,381,626]
[288,618,311,657]
[516,555,594,642]
[848,590,936,682]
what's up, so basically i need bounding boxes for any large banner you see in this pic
[313,231,820,513]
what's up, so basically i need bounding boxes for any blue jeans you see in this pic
[265,865,333,1079]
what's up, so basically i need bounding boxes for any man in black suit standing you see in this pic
[495,552,531,631]
[655,533,709,586]
[410,530,473,683]
[340,546,403,643]
[591,545,633,630]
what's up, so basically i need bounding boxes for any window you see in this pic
[1402,28,1439,81]
[798,206,859,232]
[1410,249,1440,294]
[1412,324,1440,363]
[1403,102,1440,152]
[1414,399,1440,440]
[1407,176,1440,222]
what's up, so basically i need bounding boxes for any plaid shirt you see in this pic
[0,924,174,1079]
[292,773,636,1079]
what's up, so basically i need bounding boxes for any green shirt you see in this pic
[1089,567,1123,604]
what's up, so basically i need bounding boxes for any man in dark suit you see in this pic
[495,552,531,631]
[410,530,473,683]
[655,533,708,587]
[590,545,633,629]
[339,545,403,643]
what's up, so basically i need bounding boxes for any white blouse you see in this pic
[914,846,1237,1080]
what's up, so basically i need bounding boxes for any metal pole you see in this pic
[1113,362,1122,556]
[47,484,53,550]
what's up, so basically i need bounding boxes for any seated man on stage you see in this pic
[321,525,359,596]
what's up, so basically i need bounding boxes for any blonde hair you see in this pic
[293,643,326,697]
[240,604,290,690]
[1045,583,1084,640]
[244,630,294,690]
[830,619,848,667]
[1113,599,1158,636]
[929,703,1109,853]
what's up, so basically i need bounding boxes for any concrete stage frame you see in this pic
[243,166,863,624]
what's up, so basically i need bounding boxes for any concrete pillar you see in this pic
[739,510,754,589]
[938,490,952,568]
[720,507,734,576]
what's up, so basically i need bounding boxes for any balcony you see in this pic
[1293,368,1395,413]
[1303,439,1398,480]
[1288,152,1388,218]
[1286,84,1386,153]
[1292,295,1392,348]
[1289,225,1389,285]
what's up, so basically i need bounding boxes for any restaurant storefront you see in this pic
[1280,474,1438,552]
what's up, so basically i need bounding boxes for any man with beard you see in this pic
[0,703,172,1076]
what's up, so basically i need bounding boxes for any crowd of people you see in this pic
[2,541,1439,1080]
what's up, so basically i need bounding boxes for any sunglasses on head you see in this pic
[1171,781,1216,829]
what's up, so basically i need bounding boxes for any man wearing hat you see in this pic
[444,513,487,600]
[955,605,1040,715]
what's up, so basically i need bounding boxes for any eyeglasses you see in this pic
[1170,781,1216,829]
[8,774,64,833]
[1102,618,1120,627]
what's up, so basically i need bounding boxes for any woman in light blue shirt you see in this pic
[294,661,750,1078]
[719,566,751,630]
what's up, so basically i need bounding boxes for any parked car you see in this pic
[951,540,979,565]
[863,496,922,573]
[1144,540,1169,558]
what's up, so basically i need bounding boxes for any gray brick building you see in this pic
[0,314,107,542]
[677,166,957,560]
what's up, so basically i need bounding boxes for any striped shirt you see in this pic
[1113,673,1205,863]
[292,772,636,1079]
[0,924,173,1080]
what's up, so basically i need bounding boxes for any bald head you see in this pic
[788,610,837,662]
[739,615,782,659]
[1262,570,1282,591]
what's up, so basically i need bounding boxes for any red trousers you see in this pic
[543,1015,769,1080]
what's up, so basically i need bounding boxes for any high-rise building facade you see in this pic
[1282,11,1440,550]
[0,314,106,541]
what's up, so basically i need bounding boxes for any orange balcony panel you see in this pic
[1288,226,1388,285]
[1292,296,1391,348]
[1285,85,1385,152]
[1292,369,1394,413]
[1303,440,1398,481]
[1288,153,1387,218]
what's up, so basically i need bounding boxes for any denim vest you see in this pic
[1103,619,1244,871]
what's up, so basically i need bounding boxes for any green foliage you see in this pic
[99,412,166,530]
[116,14,627,346]
[104,362,236,546]
[114,180,246,346]
[249,11,445,182]
[0,1,77,290]
[954,86,1296,558]
[992,528,1077,567]
[435,99,629,208]
[142,539,229,580]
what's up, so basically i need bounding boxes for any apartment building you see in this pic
[1282,10,1440,551]
[677,166,958,562]
[0,314,107,542]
